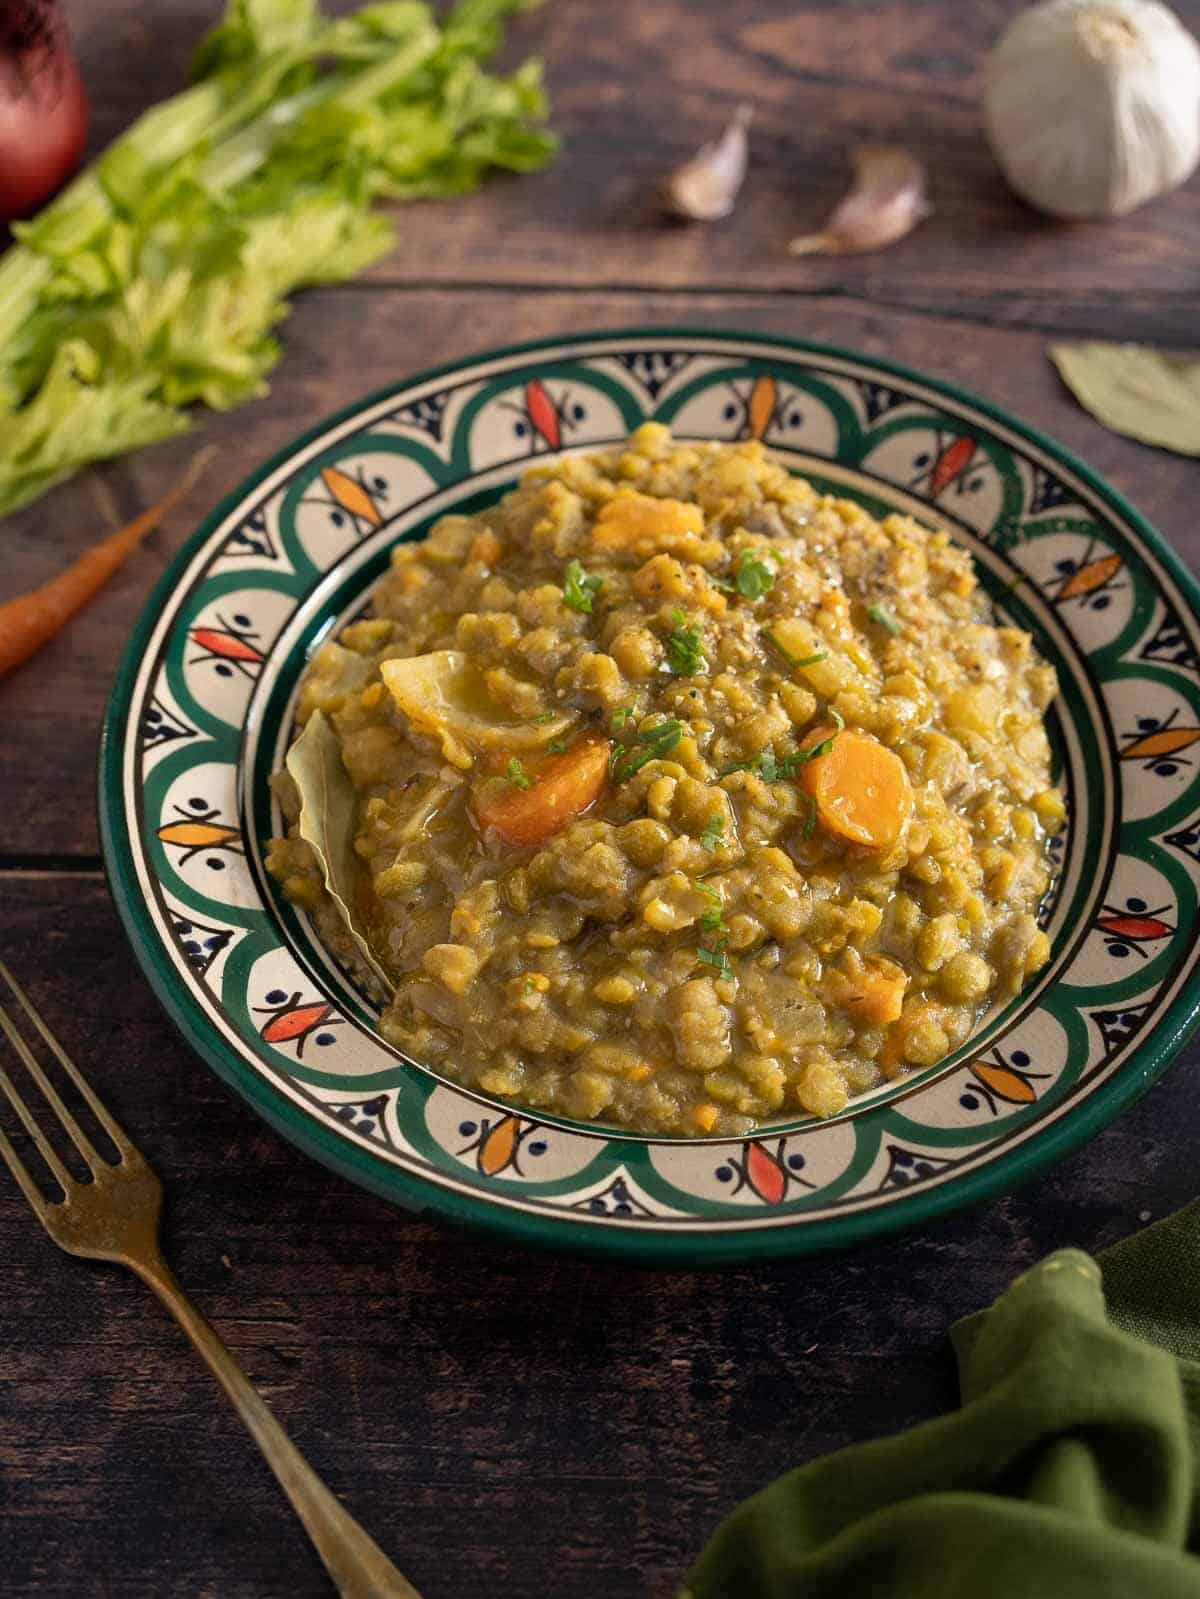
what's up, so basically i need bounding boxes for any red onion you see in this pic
[0,0,86,222]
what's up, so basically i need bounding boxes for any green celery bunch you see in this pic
[0,0,556,516]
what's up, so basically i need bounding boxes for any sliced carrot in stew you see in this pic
[474,739,610,847]
[591,493,705,555]
[798,725,913,850]
[838,959,907,1025]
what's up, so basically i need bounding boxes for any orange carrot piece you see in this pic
[798,724,913,850]
[0,469,198,680]
[838,959,908,1025]
[591,494,705,555]
[475,739,610,848]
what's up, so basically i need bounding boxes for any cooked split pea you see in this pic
[267,428,1061,1137]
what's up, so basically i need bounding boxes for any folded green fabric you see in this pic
[683,1203,1200,1598]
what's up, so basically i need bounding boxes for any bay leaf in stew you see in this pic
[285,708,394,996]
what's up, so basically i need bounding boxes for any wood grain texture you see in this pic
[4,1,1200,1593]
[0,876,1197,1599]
[56,0,1200,303]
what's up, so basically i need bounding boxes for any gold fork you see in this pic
[0,960,422,1599]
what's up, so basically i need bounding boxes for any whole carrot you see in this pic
[0,461,204,680]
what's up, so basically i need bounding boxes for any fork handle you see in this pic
[132,1254,422,1599]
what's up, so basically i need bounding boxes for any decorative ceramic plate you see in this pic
[99,330,1200,1264]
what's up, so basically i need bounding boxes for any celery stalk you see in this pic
[0,0,556,517]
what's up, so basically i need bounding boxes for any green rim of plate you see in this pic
[98,327,1200,1265]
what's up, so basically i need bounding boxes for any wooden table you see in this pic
[3,2,1199,1593]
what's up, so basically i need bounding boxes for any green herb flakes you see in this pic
[611,719,685,782]
[695,881,725,934]
[610,705,634,728]
[867,603,902,635]
[696,946,731,974]
[663,609,707,676]
[762,629,828,670]
[547,740,568,755]
[801,709,845,762]
[700,813,726,852]
[505,757,531,790]
[534,710,558,724]
[800,794,818,840]
[761,629,798,668]
[719,712,844,781]
[735,548,777,600]
[563,558,602,615]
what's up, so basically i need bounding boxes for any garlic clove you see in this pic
[787,144,931,256]
[663,104,752,222]
[983,0,1200,220]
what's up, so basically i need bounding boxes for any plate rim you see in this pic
[98,324,1200,1265]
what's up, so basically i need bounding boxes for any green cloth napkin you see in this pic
[683,1202,1200,1598]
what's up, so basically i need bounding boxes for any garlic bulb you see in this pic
[983,0,1200,219]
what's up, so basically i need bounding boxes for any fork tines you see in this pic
[0,959,133,1214]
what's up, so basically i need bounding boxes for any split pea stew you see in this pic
[266,425,1063,1136]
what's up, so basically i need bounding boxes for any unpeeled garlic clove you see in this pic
[663,104,753,221]
[788,144,931,256]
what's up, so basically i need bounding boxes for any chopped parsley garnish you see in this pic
[735,548,777,600]
[610,719,685,782]
[761,629,797,667]
[662,609,707,676]
[719,712,845,780]
[697,945,731,974]
[762,628,827,670]
[610,705,634,728]
[523,976,537,994]
[699,813,726,852]
[534,710,558,724]
[802,711,845,759]
[867,603,902,635]
[563,558,602,615]
[695,900,731,972]
[547,740,568,755]
[505,757,532,790]
[800,794,818,840]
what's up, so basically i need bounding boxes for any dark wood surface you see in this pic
[2,3,1200,1595]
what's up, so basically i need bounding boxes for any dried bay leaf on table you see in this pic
[1050,343,1200,456]
[285,708,394,996]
